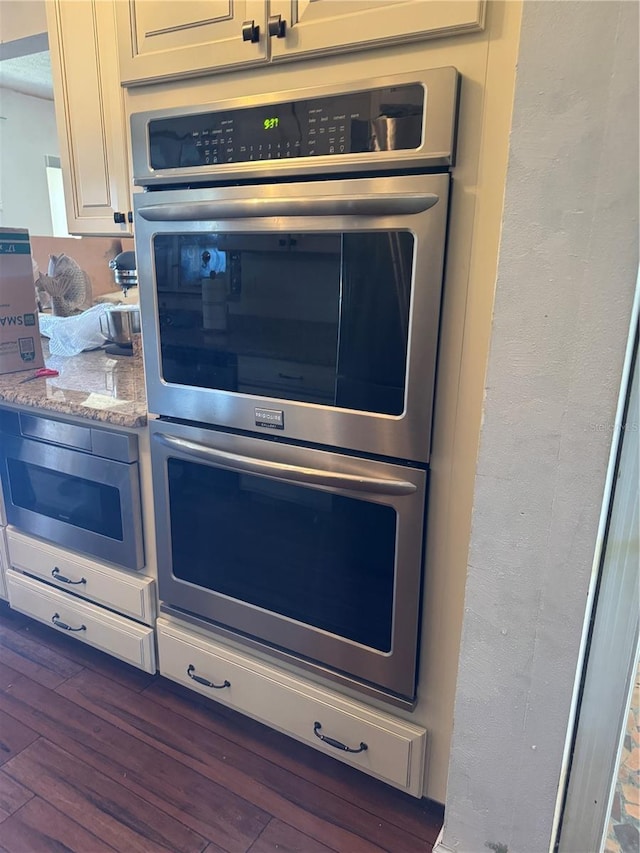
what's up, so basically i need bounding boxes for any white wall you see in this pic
[0,87,58,236]
[438,2,639,851]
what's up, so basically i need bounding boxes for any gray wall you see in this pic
[437,2,639,851]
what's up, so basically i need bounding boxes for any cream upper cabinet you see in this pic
[267,0,485,62]
[115,0,268,86]
[115,0,484,86]
[46,0,133,236]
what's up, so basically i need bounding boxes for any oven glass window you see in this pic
[7,459,124,540]
[168,458,396,652]
[153,231,414,416]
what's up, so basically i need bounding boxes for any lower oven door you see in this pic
[0,433,144,570]
[150,419,427,703]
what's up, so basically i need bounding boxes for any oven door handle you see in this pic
[137,193,439,222]
[155,434,417,496]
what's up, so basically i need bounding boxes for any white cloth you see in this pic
[38,304,109,356]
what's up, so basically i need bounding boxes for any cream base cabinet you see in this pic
[267,0,486,63]
[46,0,133,236]
[115,0,268,86]
[7,570,156,672]
[6,529,156,626]
[5,529,157,673]
[157,617,428,796]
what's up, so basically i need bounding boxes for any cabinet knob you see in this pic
[267,14,286,38]
[241,19,260,43]
[113,211,126,224]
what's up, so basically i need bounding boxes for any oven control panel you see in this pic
[148,83,424,170]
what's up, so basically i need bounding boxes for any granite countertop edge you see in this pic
[0,343,148,430]
[0,385,148,429]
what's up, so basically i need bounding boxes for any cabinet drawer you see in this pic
[157,618,426,796]
[237,356,334,400]
[6,570,156,673]
[7,529,155,625]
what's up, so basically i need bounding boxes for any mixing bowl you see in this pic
[99,305,141,345]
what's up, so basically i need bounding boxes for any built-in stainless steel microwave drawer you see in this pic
[0,408,144,570]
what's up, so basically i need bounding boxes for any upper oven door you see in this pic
[136,172,449,462]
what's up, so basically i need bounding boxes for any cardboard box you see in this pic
[0,228,44,374]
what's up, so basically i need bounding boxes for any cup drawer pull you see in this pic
[313,721,368,754]
[187,664,230,690]
[52,567,87,586]
[51,613,86,632]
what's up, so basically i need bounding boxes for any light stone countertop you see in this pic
[0,341,147,428]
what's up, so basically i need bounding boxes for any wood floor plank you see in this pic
[0,619,84,690]
[247,818,337,852]
[0,605,440,853]
[0,710,38,768]
[0,661,270,853]
[19,620,155,692]
[4,738,209,853]
[58,669,391,852]
[0,770,33,823]
[0,604,29,631]
[56,667,431,852]
[146,677,443,842]
[0,796,117,852]
[202,843,231,853]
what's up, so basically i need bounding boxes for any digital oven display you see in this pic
[148,83,424,169]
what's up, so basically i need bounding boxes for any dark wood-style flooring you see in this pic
[0,602,443,852]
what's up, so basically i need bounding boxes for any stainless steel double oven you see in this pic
[132,67,459,706]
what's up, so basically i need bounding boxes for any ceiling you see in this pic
[0,50,53,99]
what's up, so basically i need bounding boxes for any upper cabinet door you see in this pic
[116,0,268,85]
[46,0,133,236]
[267,0,486,62]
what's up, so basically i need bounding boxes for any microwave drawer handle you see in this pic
[137,193,439,222]
[155,433,417,496]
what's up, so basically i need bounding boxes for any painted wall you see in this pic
[0,87,58,235]
[438,2,639,851]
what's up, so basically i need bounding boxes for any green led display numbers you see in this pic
[263,117,279,130]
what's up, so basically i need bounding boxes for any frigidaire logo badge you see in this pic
[0,313,36,327]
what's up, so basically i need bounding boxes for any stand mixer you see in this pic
[104,251,139,356]
[108,250,138,297]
